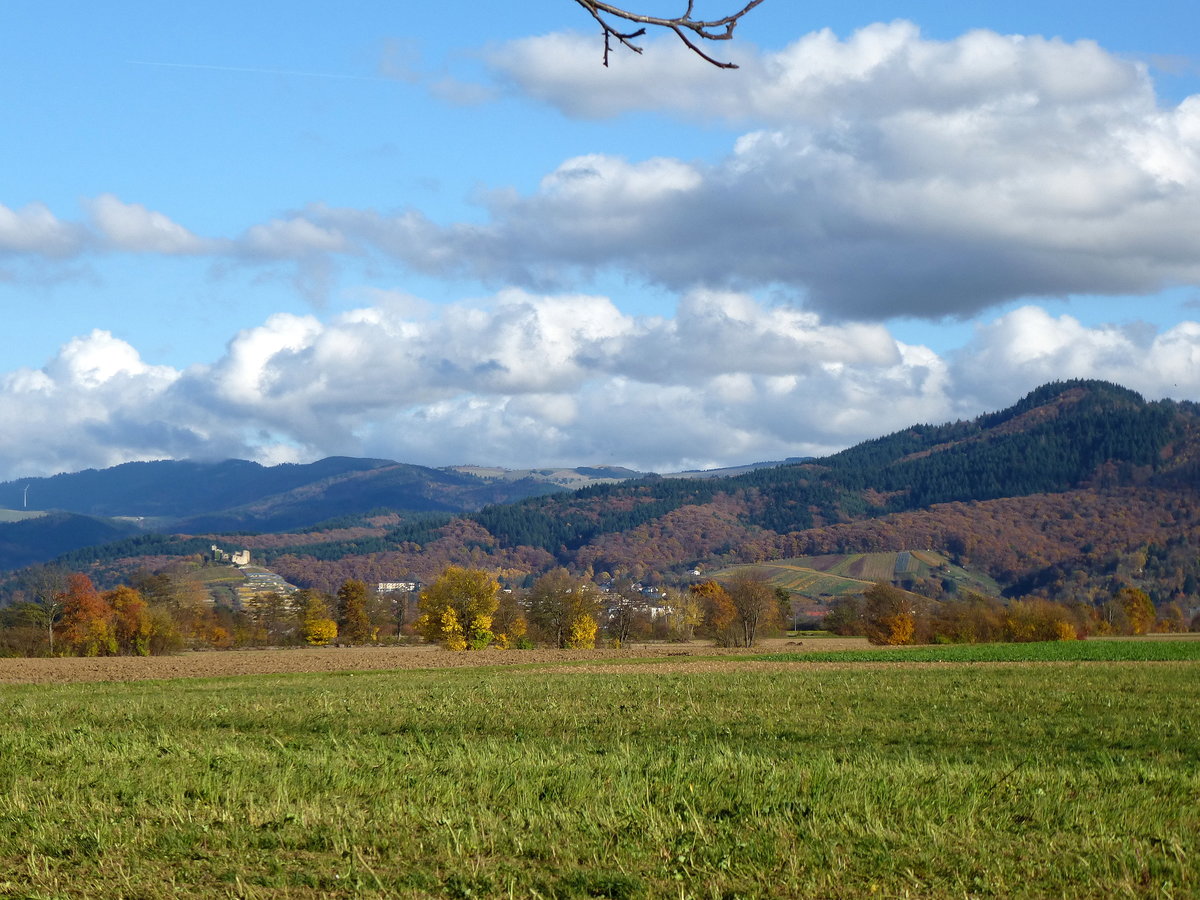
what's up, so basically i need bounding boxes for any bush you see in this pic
[303,618,338,646]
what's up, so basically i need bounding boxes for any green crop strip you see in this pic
[755,636,1200,663]
[0,659,1196,898]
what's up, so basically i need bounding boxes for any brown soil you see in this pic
[0,637,871,684]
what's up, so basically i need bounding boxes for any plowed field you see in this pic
[0,637,870,683]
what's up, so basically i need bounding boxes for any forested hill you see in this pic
[0,458,638,533]
[8,379,1200,604]
[0,457,397,520]
[473,379,1197,553]
[817,380,1186,505]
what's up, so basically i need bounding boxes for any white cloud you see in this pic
[0,202,84,257]
[0,295,1197,481]
[44,329,168,389]
[6,23,1198,323]
[0,331,198,477]
[455,22,1200,318]
[952,306,1200,408]
[237,216,350,259]
[86,194,212,254]
[491,23,1148,123]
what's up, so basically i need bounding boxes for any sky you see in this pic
[1,0,1199,480]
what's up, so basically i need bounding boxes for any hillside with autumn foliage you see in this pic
[3,380,1199,620]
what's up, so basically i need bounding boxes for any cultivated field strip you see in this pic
[0,653,1195,898]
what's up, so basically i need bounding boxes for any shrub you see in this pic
[303,618,338,647]
[565,614,598,649]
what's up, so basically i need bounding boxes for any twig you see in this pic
[571,0,765,68]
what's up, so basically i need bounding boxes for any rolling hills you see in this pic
[3,379,1199,611]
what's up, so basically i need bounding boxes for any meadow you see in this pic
[758,635,1200,663]
[0,649,1196,898]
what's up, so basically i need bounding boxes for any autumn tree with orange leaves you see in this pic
[57,574,116,656]
[691,580,739,646]
[106,585,153,656]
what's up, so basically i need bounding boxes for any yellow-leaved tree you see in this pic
[299,591,338,646]
[862,582,918,646]
[1117,587,1156,636]
[335,579,373,644]
[415,567,500,651]
[567,614,598,649]
[527,569,601,649]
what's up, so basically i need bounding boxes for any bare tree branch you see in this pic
[571,0,765,68]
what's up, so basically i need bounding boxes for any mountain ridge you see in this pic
[2,380,1198,613]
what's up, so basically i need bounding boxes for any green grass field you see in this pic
[1,654,1197,898]
[758,635,1200,663]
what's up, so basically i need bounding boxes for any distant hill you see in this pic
[664,457,815,479]
[0,458,656,542]
[0,512,140,572]
[4,380,1200,612]
[465,380,1197,555]
[0,457,663,570]
[443,464,647,488]
[0,457,396,520]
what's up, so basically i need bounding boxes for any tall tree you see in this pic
[245,591,294,644]
[492,591,529,649]
[297,590,338,646]
[692,580,739,646]
[664,586,703,642]
[605,578,642,646]
[527,569,601,649]
[106,585,152,656]
[727,571,780,648]
[1116,587,1156,635]
[416,567,500,651]
[57,573,116,656]
[336,579,373,643]
[21,597,65,655]
[862,582,918,646]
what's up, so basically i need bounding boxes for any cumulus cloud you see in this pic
[6,23,1198,322]
[952,306,1200,408]
[3,290,1198,482]
[0,331,203,477]
[491,23,1149,123]
[86,195,212,254]
[173,287,958,470]
[0,202,84,257]
[436,22,1200,318]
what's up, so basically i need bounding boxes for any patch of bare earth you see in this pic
[0,638,872,684]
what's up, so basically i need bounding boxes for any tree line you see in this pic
[0,561,793,658]
[823,581,1190,645]
[4,558,1192,659]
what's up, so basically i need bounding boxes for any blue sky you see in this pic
[1,0,1198,479]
